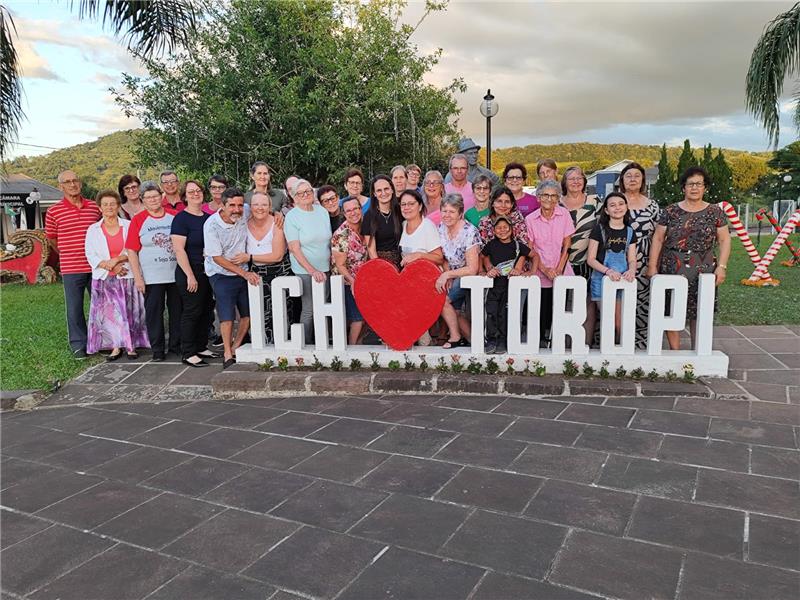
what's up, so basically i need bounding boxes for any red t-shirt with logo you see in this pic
[45,197,101,274]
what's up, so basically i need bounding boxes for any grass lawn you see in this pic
[716,234,800,325]
[0,283,101,391]
[0,233,797,390]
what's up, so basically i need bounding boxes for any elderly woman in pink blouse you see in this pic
[525,179,575,345]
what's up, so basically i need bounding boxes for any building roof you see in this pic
[0,174,62,206]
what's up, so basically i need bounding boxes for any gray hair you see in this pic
[291,178,312,197]
[535,179,561,197]
[139,181,162,199]
[390,165,407,177]
[441,193,464,215]
[159,170,177,181]
[449,153,468,169]
[423,170,444,185]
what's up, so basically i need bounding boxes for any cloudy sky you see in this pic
[7,0,798,160]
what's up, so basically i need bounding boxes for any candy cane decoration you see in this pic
[719,201,772,281]
[748,209,800,281]
[755,208,800,263]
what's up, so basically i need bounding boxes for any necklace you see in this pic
[380,210,392,224]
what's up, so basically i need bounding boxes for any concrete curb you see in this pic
[211,370,712,400]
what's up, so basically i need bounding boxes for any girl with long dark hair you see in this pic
[363,174,402,267]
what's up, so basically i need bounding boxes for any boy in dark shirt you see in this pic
[481,215,539,354]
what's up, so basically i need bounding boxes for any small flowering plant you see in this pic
[277,356,289,371]
[450,354,464,374]
[682,363,696,382]
[505,357,515,374]
[294,357,305,368]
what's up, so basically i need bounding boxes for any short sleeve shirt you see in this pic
[438,221,480,270]
[331,222,369,278]
[203,211,250,277]
[515,193,540,217]
[400,218,441,257]
[171,210,209,265]
[525,205,576,287]
[589,223,636,264]
[363,209,400,252]
[284,204,332,274]
[126,209,178,284]
[444,181,476,210]
[465,206,490,227]
[44,198,101,274]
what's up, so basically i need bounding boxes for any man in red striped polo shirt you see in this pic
[45,170,101,358]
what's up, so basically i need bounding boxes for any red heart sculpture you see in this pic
[353,258,446,350]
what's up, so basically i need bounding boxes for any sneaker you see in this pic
[484,342,497,355]
[72,348,88,359]
[210,335,224,348]
[494,343,507,355]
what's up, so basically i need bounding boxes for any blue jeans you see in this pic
[62,273,92,352]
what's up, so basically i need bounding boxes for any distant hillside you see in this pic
[5,131,160,197]
[6,131,773,195]
[482,142,773,179]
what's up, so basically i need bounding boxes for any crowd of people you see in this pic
[45,146,731,367]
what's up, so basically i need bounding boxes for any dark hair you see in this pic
[536,159,558,178]
[489,186,517,217]
[208,174,228,188]
[180,180,205,202]
[344,167,364,184]
[366,174,401,240]
[221,187,244,204]
[679,166,711,189]
[619,162,647,194]
[117,174,141,204]
[597,191,632,231]
[341,195,362,212]
[561,166,587,195]
[95,189,121,207]
[249,161,270,175]
[316,184,338,202]
[399,188,426,217]
[503,162,527,180]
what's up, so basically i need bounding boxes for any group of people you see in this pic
[45,146,731,366]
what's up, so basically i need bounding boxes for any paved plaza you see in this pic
[0,325,798,599]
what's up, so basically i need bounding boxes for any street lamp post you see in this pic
[479,89,499,171]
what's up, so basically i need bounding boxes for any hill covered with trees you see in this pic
[6,130,775,197]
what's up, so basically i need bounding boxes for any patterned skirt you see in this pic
[660,248,718,320]
[377,249,402,269]
[87,277,150,353]
[252,255,297,344]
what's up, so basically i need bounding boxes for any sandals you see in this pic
[442,337,470,349]
[197,349,220,359]
[106,349,123,362]
[223,357,237,370]
[126,351,139,360]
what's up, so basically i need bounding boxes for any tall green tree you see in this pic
[745,2,800,147]
[0,0,209,163]
[675,139,698,181]
[708,150,734,203]
[114,0,464,186]
[651,143,676,206]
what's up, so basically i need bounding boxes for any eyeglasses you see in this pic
[474,185,491,192]
[424,181,443,186]
[295,189,314,197]
[321,196,338,204]
[346,179,362,186]
[539,193,560,200]
[400,202,418,209]
[185,189,203,195]
[505,176,523,181]
[161,179,178,185]
[209,184,226,191]
[123,184,139,191]
[685,182,705,188]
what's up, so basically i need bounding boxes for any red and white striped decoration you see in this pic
[719,201,770,280]
[749,210,800,281]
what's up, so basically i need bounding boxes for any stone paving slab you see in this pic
[4,323,800,600]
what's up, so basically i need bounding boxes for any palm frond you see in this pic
[0,5,24,164]
[75,0,209,57]
[745,2,800,148]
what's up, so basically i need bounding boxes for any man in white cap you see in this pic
[445,138,500,186]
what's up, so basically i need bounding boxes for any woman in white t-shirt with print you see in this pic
[398,189,444,268]
[398,189,444,347]
[125,181,180,361]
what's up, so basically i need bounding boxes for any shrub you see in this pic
[403,354,414,371]
[418,354,429,372]
[349,358,362,371]
[615,365,627,379]
[435,356,449,373]
[630,367,645,379]
[647,368,660,381]
[387,360,401,371]
[330,356,343,371]
[598,360,610,379]
[466,357,482,374]
[261,358,275,370]
[485,358,499,374]
[563,360,579,377]
[581,362,595,377]
[277,356,289,371]
[369,352,380,371]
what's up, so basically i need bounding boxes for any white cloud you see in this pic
[691,118,736,134]
[16,40,62,81]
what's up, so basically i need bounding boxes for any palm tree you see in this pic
[0,0,208,162]
[745,2,800,148]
